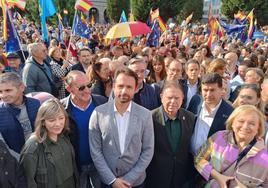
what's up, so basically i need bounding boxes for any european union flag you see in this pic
[146,20,160,47]
[73,14,91,39]
[219,20,246,35]
[39,0,57,42]
[5,12,20,53]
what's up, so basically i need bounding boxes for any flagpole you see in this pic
[67,9,78,57]
[6,7,26,62]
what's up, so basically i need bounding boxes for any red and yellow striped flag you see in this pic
[150,8,159,22]
[158,16,166,32]
[5,0,26,10]
[234,10,246,21]
[0,0,8,40]
[75,0,93,13]
[246,9,254,39]
[185,13,193,25]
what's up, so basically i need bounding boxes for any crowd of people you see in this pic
[0,16,268,188]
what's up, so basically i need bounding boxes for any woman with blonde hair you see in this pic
[20,99,79,188]
[195,105,268,188]
[207,58,227,78]
[49,46,71,99]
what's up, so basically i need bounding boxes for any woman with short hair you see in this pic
[195,105,268,188]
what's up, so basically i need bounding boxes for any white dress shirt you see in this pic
[186,80,198,108]
[190,100,222,155]
[114,102,132,154]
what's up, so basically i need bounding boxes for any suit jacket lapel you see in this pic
[176,109,187,153]
[154,107,174,154]
[108,101,121,154]
[209,101,229,137]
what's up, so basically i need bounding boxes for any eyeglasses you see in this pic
[77,83,92,91]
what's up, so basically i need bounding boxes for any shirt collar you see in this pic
[162,106,179,122]
[70,97,92,111]
[202,99,222,116]
[114,101,132,113]
[187,79,198,87]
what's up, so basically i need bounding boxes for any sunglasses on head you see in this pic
[78,83,92,91]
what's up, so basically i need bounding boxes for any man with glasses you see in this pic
[61,70,107,188]
[128,57,160,110]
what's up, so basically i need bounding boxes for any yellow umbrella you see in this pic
[105,21,151,39]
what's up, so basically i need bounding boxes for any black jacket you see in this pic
[0,140,26,188]
[70,63,86,73]
[133,82,160,110]
[146,107,195,188]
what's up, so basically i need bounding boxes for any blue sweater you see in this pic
[71,102,96,167]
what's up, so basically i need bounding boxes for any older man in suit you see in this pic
[89,67,154,188]
[146,81,195,188]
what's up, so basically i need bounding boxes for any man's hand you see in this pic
[112,178,131,188]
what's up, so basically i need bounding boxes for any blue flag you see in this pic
[5,12,20,53]
[39,0,56,42]
[219,20,246,35]
[73,14,91,39]
[119,10,127,23]
[146,20,160,47]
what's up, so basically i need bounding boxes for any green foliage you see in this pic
[25,0,39,25]
[132,0,152,22]
[221,0,268,26]
[120,0,203,23]
[176,0,203,23]
[23,0,76,27]
[107,0,130,23]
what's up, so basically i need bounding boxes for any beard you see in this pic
[116,94,132,103]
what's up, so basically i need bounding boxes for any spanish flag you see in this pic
[150,8,159,22]
[6,0,26,10]
[185,13,193,25]
[0,0,8,40]
[75,0,93,13]
[158,16,166,32]
[246,9,254,39]
[234,10,246,21]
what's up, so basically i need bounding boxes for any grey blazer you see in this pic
[89,100,154,186]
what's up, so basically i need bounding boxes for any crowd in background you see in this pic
[0,16,268,188]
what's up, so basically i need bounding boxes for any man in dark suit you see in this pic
[187,73,233,155]
[146,81,195,188]
[179,59,201,109]
[71,47,92,73]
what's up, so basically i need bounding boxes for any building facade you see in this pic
[202,0,222,21]
[90,0,108,23]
